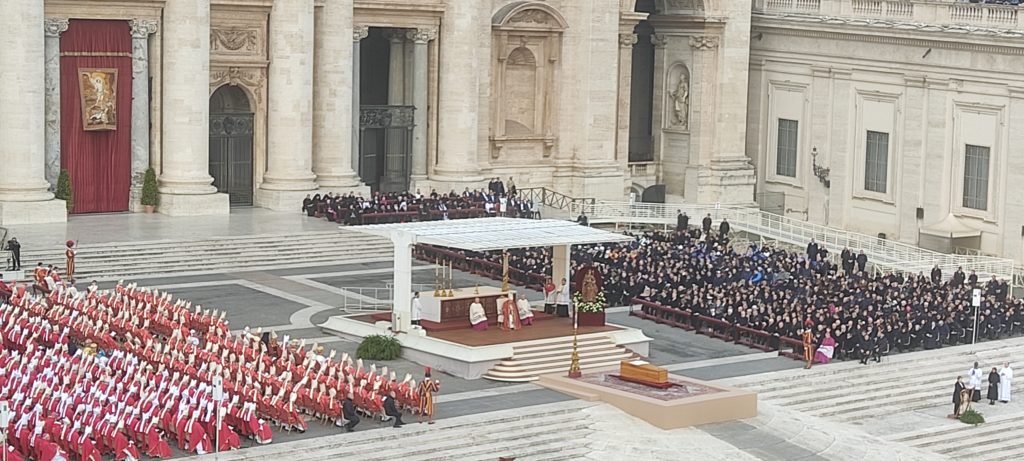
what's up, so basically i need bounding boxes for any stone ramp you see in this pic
[17,230,392,281]
[179,400,595,461]
[719,337,1024,460]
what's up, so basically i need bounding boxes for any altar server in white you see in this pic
[469,298,488,331]
[516,294,534,326]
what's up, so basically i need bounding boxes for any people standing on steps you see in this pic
[968,362,984,403]
[676,210,688,231]
[952,376,966,418]
[417,368,441,424]
[5,237,20,270]
[999,363,1014,403]
[987,367,1001,405]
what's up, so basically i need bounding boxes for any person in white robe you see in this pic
[968,362,984,402]
[411,292,423,327]
[469,298,488,331]
[516,294,534,326]
[999,362,1013,403]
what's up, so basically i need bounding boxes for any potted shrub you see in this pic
[573,291,607,327]
[356,334,402,361]
[55,169,74,213]
[141,167,159,213]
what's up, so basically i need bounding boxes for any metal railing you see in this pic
[573,200,1016,282]
[336,287,393,313]
[517,187,595,212]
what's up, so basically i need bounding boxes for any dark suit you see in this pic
[383,396,403,427]
[341,398,359,431]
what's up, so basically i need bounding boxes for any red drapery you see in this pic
[60,19,132,213]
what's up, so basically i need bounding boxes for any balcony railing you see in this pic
[754,0,1023,31]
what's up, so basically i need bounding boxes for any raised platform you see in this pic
[364,310,561,333]
[538,369,757,429]
[320,313,652,380]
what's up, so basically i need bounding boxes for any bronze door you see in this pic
[209,114,254,206]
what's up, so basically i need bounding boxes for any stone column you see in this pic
[384,29,406,105]
[44,18,69,192]
[159,0,229,216]
[312,0,361,189]
[616,33,638,171]
[408,27,436,180]
[0,2,65,224]
[434,1,483,183]
[352,26,368,181]
[259,0,318,210]
[129,19,158,212]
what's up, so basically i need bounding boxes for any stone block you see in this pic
[157,193,230,217]
[0,199,67,225]
[256,188,316,212]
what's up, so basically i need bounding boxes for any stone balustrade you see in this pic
[754,0,1022,31]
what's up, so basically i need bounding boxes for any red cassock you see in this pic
[77,437,103,461]
[3,445,24,461]
[143,425,173,459]
[185,420,212,455]
[215,420,241,451]
[111,430,140,461]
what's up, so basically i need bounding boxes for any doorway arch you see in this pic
[209,85,254,206]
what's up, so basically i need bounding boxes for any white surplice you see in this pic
[999,366,1014,402]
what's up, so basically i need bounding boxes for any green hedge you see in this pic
[56,169,74,212]
[356,334,401,361]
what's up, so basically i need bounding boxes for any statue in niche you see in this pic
[670,72,689,129]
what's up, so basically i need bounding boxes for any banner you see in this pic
[77,68,118,131]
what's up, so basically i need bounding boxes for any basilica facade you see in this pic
[1,0,1023,262]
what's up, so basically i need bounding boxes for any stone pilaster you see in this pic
[44,18,68,192]
[0,2,65,225]
[312,0,362,190]
[159,0,229,216]
[433,0,483,183]
[128,19,158,212]
[352,25,368,182]
[616,33,638,174]
[259,0,318,210]
[408,27,436,180]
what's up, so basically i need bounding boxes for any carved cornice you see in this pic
[353,25,369,42]
[210,67,265,103]
[129,19,159,38]
[44,18,69,37]
[756,13,1024,39]
[651,34,669,49]
[407,27,437,44]
[619,33,638,48]
[211,28,260,53]
[688,35,719,50]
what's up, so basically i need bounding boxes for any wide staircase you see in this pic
[183,400,595,461]
[719,337,1024,461]
[482,333,638,382]
[18,230,393,281]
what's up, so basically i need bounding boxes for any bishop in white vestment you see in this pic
[469,298,488,331]
[999,363,1013,403]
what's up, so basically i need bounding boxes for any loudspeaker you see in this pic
[916,207,924,220]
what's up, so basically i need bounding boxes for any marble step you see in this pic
[510,334,614,354]
[178,400,592,461]
[399,428,592,461]
[517,446,594,461]
[888,412,1024,444]
[501,343,622,366]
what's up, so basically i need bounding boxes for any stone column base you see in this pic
[317,184,371,198]
[696,157,757,205]
[0,199,67,225]
[157,193,230,217]
[256,188,317,212]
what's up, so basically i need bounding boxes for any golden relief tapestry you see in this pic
[78,68,118,131]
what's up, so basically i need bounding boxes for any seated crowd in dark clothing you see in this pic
[446,225,1021,363]
[301,187,538,225]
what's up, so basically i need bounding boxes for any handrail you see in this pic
[574,200,1015,283]
[517,187,595,212]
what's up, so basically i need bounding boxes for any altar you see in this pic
[420,286,508,324]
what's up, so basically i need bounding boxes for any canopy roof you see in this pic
[345,217,633,251]
[919,213,982,239]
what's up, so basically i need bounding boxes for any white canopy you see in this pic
[919,213,981,239]
[344,217,632,251]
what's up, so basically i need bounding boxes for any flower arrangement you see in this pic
[573,291,607,313]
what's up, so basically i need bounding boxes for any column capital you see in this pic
[353,25,369,42]
[407,27,437,45]
[129,18,159,38]
[618,33,638,49]
[383,28,406,43]
[688,35,719,51]
[43,18,69,37]
[650,34,668,49]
